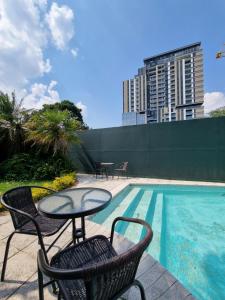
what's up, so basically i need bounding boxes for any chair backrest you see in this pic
[89,238,149,299]
[121,161,128,170]
[38,218,152,300]
[1,187,37,229]
[89,219,151,299]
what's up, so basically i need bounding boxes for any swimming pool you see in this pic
[92,184,225,300]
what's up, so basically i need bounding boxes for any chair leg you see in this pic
[38,265,44,300]
[52,280,58,294]
[1,232,15,281]
[38,265,57,299]
[133,279,146,300]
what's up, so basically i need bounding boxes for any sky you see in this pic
[0,0,225,128]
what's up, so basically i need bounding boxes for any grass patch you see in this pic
[0,180,51,196]
[0,173,76,212]
[0,180,51,212]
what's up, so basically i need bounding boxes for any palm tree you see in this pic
[0,91,29,154]
[25,109,80,156]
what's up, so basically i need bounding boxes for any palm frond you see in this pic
[25,109,81,156]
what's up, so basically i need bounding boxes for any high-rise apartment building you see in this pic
[122,42,204,125]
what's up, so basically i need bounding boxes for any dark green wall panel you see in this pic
[70,117,225,182]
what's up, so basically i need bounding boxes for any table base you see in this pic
[71,217,86,244]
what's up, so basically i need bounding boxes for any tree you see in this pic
[25,109,80,156]
[210,107,225,118]
[0,91,29,156]
[42,100,88,129]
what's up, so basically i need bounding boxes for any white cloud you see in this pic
[22,86,88,121]
[22,80,60,109]
[204,92,225,115]
[46,2,74,50]
[0,0,51,93]
[76,101,87,119]
[71,48,78,58]
[0,0,75,111]
[35,0,47,10]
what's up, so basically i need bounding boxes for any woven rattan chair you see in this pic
[0,186,71,282]
[38,216,153,300]
[114,161,128,178]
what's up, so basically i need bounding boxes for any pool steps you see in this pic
[102,188,164,263]
[124,190,153,243]
[102,187,141,228]
[150,192,163,261]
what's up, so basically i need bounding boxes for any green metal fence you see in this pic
[70,117,225,182]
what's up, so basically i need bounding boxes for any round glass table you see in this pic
[38,187,112,244]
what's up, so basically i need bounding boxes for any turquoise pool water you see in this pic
[92,184,225,300]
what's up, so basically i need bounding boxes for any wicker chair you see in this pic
[38,217,153,300]
[114,162,128,178]
[0,186,71,282]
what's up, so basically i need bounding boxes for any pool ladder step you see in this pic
[102,187,141,228]
[124,190,153,243]
[150,192,163,261]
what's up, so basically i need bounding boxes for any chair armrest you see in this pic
[38,235,112,280]
[0,198,46,256]
[110,217,152,244]
[38,224,152,281]
[38,248,89,280]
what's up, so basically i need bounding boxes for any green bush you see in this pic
[0,153,75,181]
[0,203,4,212]
[0,173,77,211]
[32,172,76,201]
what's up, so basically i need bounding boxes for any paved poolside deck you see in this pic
[1,173,218,300]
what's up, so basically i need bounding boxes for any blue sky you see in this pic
[1,0,225,128]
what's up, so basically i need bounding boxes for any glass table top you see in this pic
[38,187,112,219]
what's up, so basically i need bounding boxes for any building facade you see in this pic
[122,42,204,125]
[122,111,146,126]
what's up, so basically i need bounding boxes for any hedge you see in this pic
[0,172,77,212]
[32,172,76,201]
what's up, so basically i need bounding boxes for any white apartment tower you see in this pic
[122,42,204,125]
